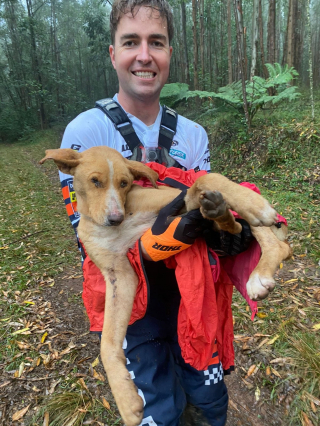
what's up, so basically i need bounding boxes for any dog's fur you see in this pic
[40,146,291,426]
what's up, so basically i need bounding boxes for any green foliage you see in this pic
[163,64,300,121]
[160,82,189,108]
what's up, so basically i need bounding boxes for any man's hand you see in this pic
[141,191,207,261]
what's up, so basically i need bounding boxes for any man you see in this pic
[60,1,234,424]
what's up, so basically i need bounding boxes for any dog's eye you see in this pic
[120,181,128,188]
[91,178,102,188]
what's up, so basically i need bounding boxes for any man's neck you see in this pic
[117,92,160,126]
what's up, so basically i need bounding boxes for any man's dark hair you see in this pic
[110,0,174,45]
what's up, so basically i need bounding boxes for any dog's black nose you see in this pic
[107,214,124,226]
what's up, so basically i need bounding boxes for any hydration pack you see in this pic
[95,98,184,169]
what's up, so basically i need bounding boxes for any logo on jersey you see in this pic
[194,166,200,172]
[169,149,186,160]
[172,140,179,146]
[71,144,81,151]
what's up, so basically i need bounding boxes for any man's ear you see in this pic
[109,45,116,69]
[125,159,158,188]
[39,149,81,175]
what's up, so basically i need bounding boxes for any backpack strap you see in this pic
[95,98,183,167]
[95,98,141,153]
[159,105,178,151]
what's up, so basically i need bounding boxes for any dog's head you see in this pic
[40,146,158,226]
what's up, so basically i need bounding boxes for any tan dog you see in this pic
[40,146,291,426]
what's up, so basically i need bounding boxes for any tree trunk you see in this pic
[234,0,251,128]
[199,0,205,89]
[286,0,294,67]
[227,0,233,84]
[250,0,259,79]
[258,0,268,79]
[26,0,46,128]
[180,1,190,86]
[191,0,199,90]
[307,0,315,120]
[267,0,276,65]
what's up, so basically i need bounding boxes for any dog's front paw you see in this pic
[246,272,276,301]
[112,375,144,426]
[117,392,144,426]
[199,190,227,219]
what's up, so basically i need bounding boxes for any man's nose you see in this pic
[136,41,152,63]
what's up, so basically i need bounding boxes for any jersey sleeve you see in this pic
[189,126,211,173]
[59,109,109,230]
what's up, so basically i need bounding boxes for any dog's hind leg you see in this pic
[246,225,292,300]
[98,255,144,426]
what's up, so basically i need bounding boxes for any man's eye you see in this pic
[124,41,135,47]
[152,41,164,47]
[120,181,128,188]
[91,178,102,188]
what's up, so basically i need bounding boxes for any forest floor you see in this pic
[0,101,319,426]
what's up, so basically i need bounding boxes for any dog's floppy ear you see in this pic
[125,159,158,188]
[39,149,81,175]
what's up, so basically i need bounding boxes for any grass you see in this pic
[178,93,320,425]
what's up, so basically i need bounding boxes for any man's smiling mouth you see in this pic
[132,71,156,78]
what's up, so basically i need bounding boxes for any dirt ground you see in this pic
[0,264,292,425]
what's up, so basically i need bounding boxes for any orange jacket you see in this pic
[81,164,276,371]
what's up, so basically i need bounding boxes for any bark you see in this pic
[180,1,190,85]
[191,0,199,90]
[250,0,259,79]
[258,0,268,79]
[267,0,276,65]
[227,0,233,84]
[199,0,205,89]
[307,0,315,120]
[26,0,46,128]
[234,0,250,128]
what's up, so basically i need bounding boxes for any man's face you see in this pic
[109,7,173,103]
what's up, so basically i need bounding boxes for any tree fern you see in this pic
[160,64,300,122]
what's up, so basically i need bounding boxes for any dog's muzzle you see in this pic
[106,214,124,226]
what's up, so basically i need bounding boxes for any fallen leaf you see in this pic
[12,405,30,421]
[77,378,89,391]
[245,364,256,378]
[257,312,268,318]
[312,323,320,330]
[41,332,48,343]
[18,362,25,378]
[284,278,298,284]
[93,369,105,382]
[266,366,271,376]
[91,356,99,368]
[12,327,30,335]
[255,387,260,402]
[270,357,292,365]
[257,337,269,349]
[101,396,110,410]
[16,341,30,350]
[271,367,281,378]
[267,335,280,345]
[301,411,314,426]
[43,412,49,426]
[304,391,320,406]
